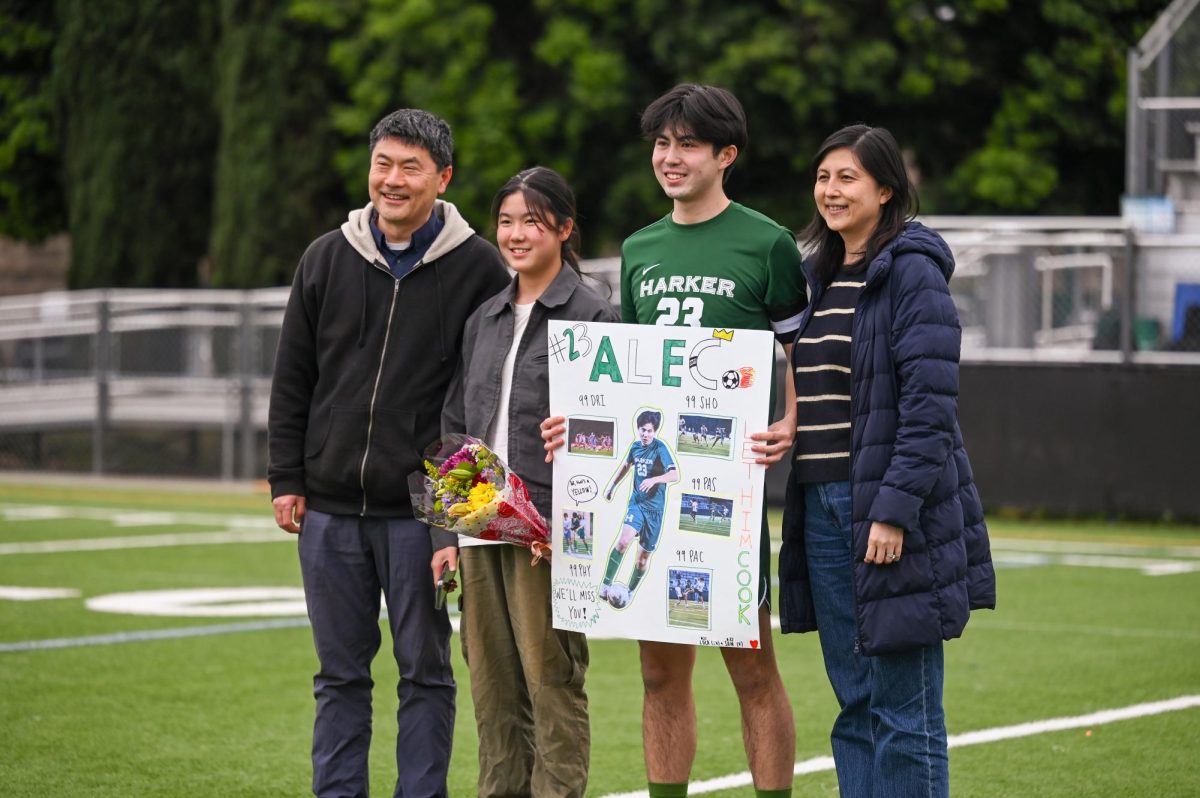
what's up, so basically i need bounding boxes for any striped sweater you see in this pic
[792,268,864,482]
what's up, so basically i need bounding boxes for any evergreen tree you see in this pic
[54,0,218,288]
[209,0,348,288]
[0,0,63,241]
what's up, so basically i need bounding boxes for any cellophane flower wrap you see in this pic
[408,435,550,557]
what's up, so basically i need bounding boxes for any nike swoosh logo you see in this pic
[641,262,662,278]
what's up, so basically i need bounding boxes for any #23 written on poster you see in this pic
[548,321,774,648]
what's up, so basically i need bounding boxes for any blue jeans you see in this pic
[299,510,455,798]
[803,481,948,798]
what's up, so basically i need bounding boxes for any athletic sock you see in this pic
[604,548,623,584]
[628,566,646,593]
[647,783,688,798]
[754,789,791,798]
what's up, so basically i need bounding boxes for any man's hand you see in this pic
[431,546,459,587]
[272,494,306,534]
[540,415,567,463]
[747,414,797,466]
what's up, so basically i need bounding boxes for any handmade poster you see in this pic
[548,321,775,648]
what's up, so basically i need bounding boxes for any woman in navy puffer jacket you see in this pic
[780,124,996,798]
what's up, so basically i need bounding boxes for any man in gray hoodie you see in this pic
[268,108,509,798]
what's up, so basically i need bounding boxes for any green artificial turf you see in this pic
[1,484,1197,796]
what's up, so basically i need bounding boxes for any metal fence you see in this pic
[1,237,1198,479]
[928,216,1200,362]
[1127,0,1200,205]
[0,289,285,480]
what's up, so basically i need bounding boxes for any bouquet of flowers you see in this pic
[408,434,551,561]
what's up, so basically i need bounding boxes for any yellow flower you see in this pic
[466,482,497,511]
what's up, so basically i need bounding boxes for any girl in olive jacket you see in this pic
[440,167,617,797]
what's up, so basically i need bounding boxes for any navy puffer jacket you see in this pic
[779,222,996,655]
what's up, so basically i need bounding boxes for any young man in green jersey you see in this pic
[545,84,806,798]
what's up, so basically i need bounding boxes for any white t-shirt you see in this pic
[460,301,534,548]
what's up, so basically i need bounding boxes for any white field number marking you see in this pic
[85,587,307,617]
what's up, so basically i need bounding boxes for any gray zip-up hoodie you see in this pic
[441,264,619,520]
[268,199,510,543]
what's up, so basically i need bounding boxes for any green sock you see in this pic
[604,548,623,584]
[647,783,688,798]
[754,789,792,798]
[628,566,646,593]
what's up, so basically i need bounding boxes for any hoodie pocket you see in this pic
[361,408,419,501]
[305,405,369,499]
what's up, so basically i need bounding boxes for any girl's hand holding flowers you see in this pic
[409,435,552,562]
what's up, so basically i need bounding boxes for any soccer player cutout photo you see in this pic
[599,409,680,609]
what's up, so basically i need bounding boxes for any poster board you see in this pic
[548,321,774,648]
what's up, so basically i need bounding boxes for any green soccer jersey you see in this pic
[619,202,807,343]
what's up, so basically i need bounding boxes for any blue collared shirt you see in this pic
[369,208,445,279]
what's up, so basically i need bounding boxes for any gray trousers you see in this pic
[299,510,455,798]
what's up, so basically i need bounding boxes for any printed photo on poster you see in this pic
[567,416,616,458]
[667,567,712,631]
[676,413,735,459]
[678,493,734,538]
[561,510,594,558]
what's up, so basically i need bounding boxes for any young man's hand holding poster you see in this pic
[548,320,774,648]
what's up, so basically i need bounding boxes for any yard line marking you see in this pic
[598,695,1200,798]
[967,618,1200,641]
[0,618,313,652]
[0,530,288,555]
[86,587,308,617]
[0,586,81,601]
[0,615,463,653]
[769,537,1200,559]
[1,503,274,529]
[947,695,1200,746]
[990,538,1200,558]
[6,611,1187,651]
[990,551,1200,576]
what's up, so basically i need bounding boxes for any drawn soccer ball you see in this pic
[606,582,632,609]
[721,369,741,389]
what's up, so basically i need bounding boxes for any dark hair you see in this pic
[640,84,747,182]
[491,166,582,272]
[636,410,661,430]
[801,124,918,286]
[369,109,454,171]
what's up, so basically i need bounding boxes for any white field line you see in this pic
[769,536,1200,576]
[5,611,1190,650]
[1,503,272,529]
[0,613,461,653]
[0,529,287,555]
[988,538,1200,558]
[598,695,1200,798]
[0,586,81,600]
[966,618,1200,641]
[0,618,313,652]
[990,551,1200,576]
[6,503,1200,568]
[769,537,1200,559]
